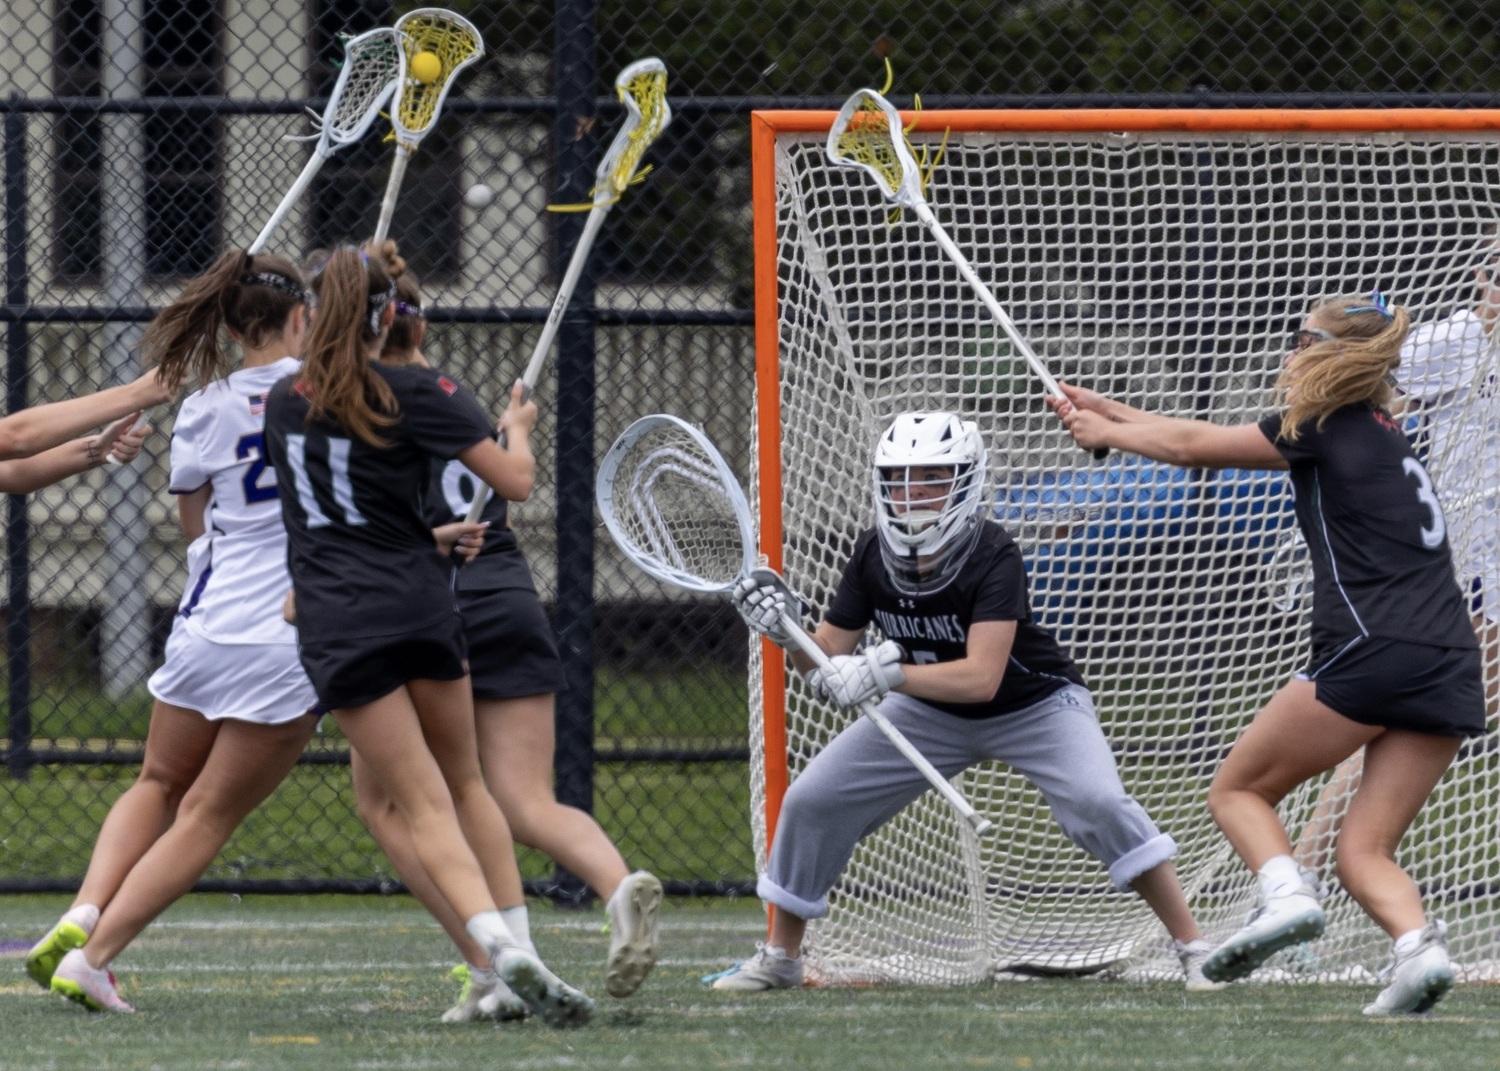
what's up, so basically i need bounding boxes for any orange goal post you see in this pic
[749,108,1500,986]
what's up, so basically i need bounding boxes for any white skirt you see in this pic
[148,616,317,725]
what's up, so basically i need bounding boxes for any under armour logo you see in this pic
[899,598,915,609]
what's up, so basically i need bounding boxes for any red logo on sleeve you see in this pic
[437,376,459,396]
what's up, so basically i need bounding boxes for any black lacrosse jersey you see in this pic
[1257,404,1478,659]
[263,364,495,643]
[422,457,537,593]
[824,522,1086,719]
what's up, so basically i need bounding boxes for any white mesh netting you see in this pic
[752,120,1500,987]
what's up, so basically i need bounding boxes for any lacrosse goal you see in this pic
[749,108,1500,986]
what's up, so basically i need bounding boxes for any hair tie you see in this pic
[1344,289,1394,321]
[393,300,424,319]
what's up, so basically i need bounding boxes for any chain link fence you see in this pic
[2,1,1498,898]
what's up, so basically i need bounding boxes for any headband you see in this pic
[393,300,424,319]
[1343,289,1394,321]
[241,271,308,302]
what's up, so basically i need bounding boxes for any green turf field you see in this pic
[3,894,1498,1070]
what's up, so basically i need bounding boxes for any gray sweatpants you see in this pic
[758,684,1177,920]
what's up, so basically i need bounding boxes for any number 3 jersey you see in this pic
[824,522,1085,719]
[263,363,495,643]
[1258,404,1477,656]
[166,356,301,646]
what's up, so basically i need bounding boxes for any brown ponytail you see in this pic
[301,246,399,447]
[1275,295,1411,441]
[139,249,305,391]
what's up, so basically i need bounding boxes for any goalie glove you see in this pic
[732,566,803,648]
[809,640,907,709]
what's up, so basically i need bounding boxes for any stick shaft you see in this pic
[249,147,329,256]
[371,145,413,245]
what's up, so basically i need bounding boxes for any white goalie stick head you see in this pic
[390,7,485,146]
[596,414,757,594]
[827,87,926,210]
[591,57,673,207]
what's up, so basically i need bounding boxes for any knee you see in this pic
[778,778,840,827]
[136,763,195,813]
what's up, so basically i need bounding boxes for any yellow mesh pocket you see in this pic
[395,12,482,137]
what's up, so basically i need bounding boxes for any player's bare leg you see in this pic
[71,713,317,969]
[476,693,661,997]
[1129,860,1223,991]
[28,701,215,988]
[476,693,629,896]
[710,907,805,992]
[351,750,527,1022]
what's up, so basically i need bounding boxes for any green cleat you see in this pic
[25,919,90,990]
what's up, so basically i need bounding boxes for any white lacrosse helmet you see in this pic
[872,412,989,595]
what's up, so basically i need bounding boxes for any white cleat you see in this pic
[1203,889,1325,983]
[1363,920,1455,1017]
[496,946,595,1028]
[441,963,528,1023]
[50,948,134,1013]
[605,870,663,998]
[709,942,804,992]
[1176,938,1228,992]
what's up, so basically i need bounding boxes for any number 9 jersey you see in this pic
[166,356,302,647]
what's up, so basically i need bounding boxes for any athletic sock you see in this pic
[64,903,100,936]
[499,906,532,953]
[1393,928,1426,955]
[465,910,519,954]
[1256,855,1306,899]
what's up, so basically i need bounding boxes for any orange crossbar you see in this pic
[747,104,1500,884]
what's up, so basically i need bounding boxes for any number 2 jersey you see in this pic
[1257,404,1477,659]
[166,356,301,646]
[263,364,495,643]
[824,521,1086,719]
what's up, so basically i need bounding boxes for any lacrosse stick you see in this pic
[596,413,993,837]
[106,29,401,465]
[827,88,1106,460]
[250,27,401,255]
[370,7,484,244]
[462,57,672,524]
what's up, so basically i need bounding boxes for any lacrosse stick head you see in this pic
[596,414,756,594]
[322,27,402,148]
[591,57,672,206]
[827,87,924,209]
[391,8,485,144]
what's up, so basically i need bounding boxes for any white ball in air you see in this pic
[464,183,495,209]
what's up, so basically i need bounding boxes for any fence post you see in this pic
[4,101,33,781]
[548,0,600,907]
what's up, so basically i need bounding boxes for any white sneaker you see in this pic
[441,964,529,1023]
[605,870,663,998]
[1176,938,1228,992]
[1362,920,1455,1017]
[495,946,595,1028]
[710,942,803,992]
[50,948,134,1013]
[1202,889,1325,983]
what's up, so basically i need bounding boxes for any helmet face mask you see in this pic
[872,413,988,595]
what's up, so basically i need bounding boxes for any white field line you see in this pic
[0,914,766,935]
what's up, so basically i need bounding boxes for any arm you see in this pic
[456,381,538,502]
[896,620,1017,705]
[0,370,171,461]
[177,484,211,543]
[1053,381,1175,425]
[1058,407,1286,470]
[0,413,150,494]
[787,620,863,676]
[433,520,487,563]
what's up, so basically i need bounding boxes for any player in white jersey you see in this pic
[30,250,321,1014]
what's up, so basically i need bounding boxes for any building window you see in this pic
[50,0,224,281]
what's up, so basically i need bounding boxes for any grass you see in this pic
[2,894,1499,1071]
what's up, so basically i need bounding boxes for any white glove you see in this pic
[732,566,800,648]
[810,640,906,709]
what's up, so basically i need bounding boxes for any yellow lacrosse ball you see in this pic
[409,51,442,84]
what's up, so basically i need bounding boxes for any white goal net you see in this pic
[749,111,1500,987]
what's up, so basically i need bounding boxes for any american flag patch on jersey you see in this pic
[248,392,268,416]
[437,376,459,396]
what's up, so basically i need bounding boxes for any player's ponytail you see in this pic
[1275,293,1411,441]
[140,248,305,391]
[301,245,399,447]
